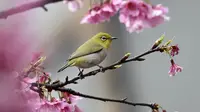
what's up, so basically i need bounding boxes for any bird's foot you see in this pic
[78,69,84,79]
[97,65,105,73]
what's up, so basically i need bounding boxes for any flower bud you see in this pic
[120,53,131,62]
[164,39,172,46]
[114,64,122,68]
[151,33,165,49]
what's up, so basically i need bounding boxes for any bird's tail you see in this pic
[57,64,71,73]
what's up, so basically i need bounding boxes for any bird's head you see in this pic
[92,32,117,49]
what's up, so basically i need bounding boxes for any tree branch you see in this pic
[0,0,63,19]
[30,47,165,111]
[55,88,158,110]
[32,48,161,89]
[66,48,161,84]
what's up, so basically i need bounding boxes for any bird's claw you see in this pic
[97,65,105,73]
[78,69,84,79]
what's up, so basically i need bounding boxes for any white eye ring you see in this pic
[101,36,107,41]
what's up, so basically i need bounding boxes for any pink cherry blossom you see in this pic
[23,75,37,83]
[119,0,169,33]
[0,16,40,111]
[38,72,51,83]
[60,103,74,112]
[170,44,179,57]
[36,98,62,112]
[60,101,82,112]
[20,79,42,111]
[81,0,122,24]
[112,0,123,10]
[63,0,83,12]
[36,98,82,112]
[168,59,183,77]
[62,92,82,104]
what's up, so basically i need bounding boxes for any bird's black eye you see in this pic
[101,36,107,41]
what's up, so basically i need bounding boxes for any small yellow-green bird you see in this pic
[57,32,117,73]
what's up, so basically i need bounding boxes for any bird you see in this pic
[57,32,117,74]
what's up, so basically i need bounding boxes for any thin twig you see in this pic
[55,88,157,110]
[0,0,63,19]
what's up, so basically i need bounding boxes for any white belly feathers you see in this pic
[76,49,107,68]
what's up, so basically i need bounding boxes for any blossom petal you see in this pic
[119,0,169,33]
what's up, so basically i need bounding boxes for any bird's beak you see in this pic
[111,37,118,40]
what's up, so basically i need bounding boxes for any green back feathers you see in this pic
[68,42,103,61]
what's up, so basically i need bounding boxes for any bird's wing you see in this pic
[67,42,103,61]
